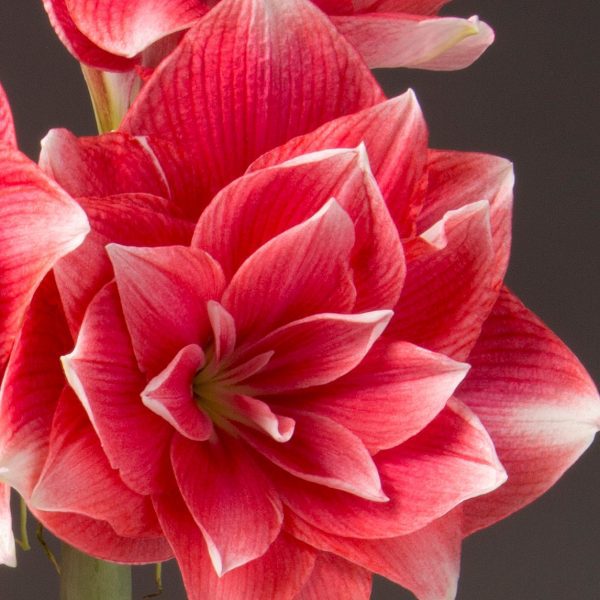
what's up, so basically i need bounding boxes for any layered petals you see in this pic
[122,0,384,205]
[459,288,600,534]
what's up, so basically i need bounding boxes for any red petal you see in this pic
[32,507,172,563]
[459,288,600,534]
[288,509,462,600]
[0,485,15,567]
[31,388,162,538]
[207,301,236,363]
[242,410,385,502]
[277,399,504,539]
[62,282,172,495]
[388,201,499,360]
[107,244,225,375]
[64,0,207,58]
[294,340,469,452]
[241,311,392,394]
[55,193,193,336]
[0,84,16,148]
[222,200,356,342]
[172,433,283,574]
[295,553,372,600]
[420,149,514,279]
[0,275,71,497]
[350,1,448,14]
[154,492,315,600]
[250,92,428,237]
[0,146,89,368]
[333,14,493,70]
[122,0,384,204]
[142,344,213,441]
[41,0,136,70]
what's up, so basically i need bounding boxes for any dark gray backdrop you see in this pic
[0,1,598,598]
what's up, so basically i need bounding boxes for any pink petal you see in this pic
[250,92,428,237]
[31,388,162,538]
[221,395,295,443]
[154,491,315,600]
[241,411,386,502]
[288,509,462,600]
[0,275,72,498]
[351,1,448,14]
[196,147,404,310]
[459,287,600,535]
[419,149,514,279]
[0,84,16,148]
[142,344,213,441]
[222,200,356,342]
[41,0,136,70]
[62,282,172,495]
[171,433,283,575]
[122,0,384,204]
[0,146,89,368]
[240,310,392,394]
[0,485,16,567]
[332,13,493,70]
[276,399,505,539]
[388,201,499,360]
[295,553,372,600]
[32,507,172,564]
[55,193,193,335]
[294,340,469,452]
[107,244,225,375]
[207,300,236,363]
[64,0,208,58]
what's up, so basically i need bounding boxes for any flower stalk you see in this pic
[59,543,131,600]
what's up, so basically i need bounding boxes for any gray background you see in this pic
[0,1,598,598]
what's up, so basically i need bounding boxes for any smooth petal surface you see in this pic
[154,492,315,600]
[333,14,493,70]
[242,411,385,501]
[0,276,72,497]
[288,509,462,600]
[107,244,225,375]
[0,84,16,148]
[459,288,600,534]
[0,484,15,567]
[294,340,469,452]
[242,311,392,394]
[222,200,356,342]
[295,553,372,600]
[388,201,499,360]
[64,0,208,58]
[31,388,162,538]
[419,149,514,277]
[172,434,283,575]
[250,92,428,237]
[142,344,213,441]
[122,0,384,206]
[0,146,89,368]
[62,283,172,495]
[55,193,193,335]
[351,1,448,14]
[32,507,172,564]
[276,400,505,539]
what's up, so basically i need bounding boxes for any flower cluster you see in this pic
[0,1,598,599]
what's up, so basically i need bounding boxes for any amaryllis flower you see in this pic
[0,85,89,567]
[42,0,492,129]
[1,1,597,599]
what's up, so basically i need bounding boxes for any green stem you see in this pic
[60,543,132,600]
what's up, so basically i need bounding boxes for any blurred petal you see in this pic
[459,288,600,534]
[0,84,16,148]
[0,485,16,567]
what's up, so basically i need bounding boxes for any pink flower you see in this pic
[0,84,89,567]
[1,1,597,598]
[42,0,493,129]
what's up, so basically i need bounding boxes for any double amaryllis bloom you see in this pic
[0,0,598,599]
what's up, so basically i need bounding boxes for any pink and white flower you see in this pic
[0,1,597,598]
